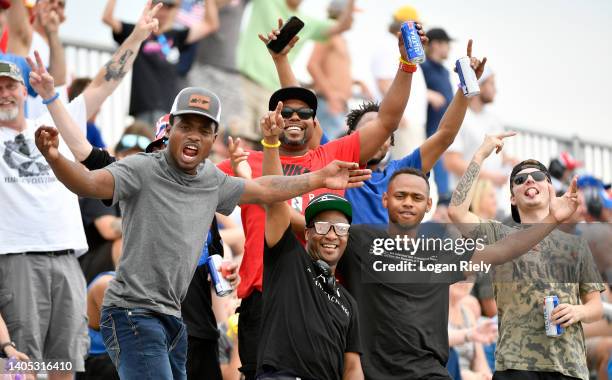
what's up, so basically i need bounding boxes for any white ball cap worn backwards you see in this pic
[170,87,222,130]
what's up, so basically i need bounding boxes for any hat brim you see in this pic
[305,199,352,225]
[269,87,318,116]
[171,110,220,128]
[0,73,24,84]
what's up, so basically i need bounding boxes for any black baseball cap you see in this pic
[269,87,318,117]
[509,159,551,223]
[170,87,221,131]
[305,193,352,225]
[426,28,453,42]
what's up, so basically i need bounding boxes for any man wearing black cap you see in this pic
[421,27,454,198]
[257,106,365,379]
[218,23,428,380]
[448,133,605,380]
[35,84,368,379]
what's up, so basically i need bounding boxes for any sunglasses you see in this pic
[308,221,350,236]
[117,134,151,152]
[281,107,314,120]
[512,170,550,186]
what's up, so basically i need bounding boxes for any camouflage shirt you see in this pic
[473,220,605,380]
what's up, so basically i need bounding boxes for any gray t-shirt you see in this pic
[102,150,245,317]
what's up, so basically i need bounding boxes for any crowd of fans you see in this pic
[1,1,612,380]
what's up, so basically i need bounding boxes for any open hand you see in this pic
[27,51,55,100]
[35,126,60,162]
[470,319,498,344]
[548,176,579,223]
[260,101,284,142]
[133,0,162,42]
[258,18,300,59]
[319,161,372,190]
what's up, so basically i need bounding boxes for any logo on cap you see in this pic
[189,94,210,110]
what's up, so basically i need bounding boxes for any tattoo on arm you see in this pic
[252,174,313,204]
[103,49,134,81]
[451,161,481,206]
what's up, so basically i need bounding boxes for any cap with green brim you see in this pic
[305,193,352,225]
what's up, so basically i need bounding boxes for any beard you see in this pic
[280,131,307,146]
[0,106,19,122]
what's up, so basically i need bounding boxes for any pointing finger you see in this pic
[467,39,473,58]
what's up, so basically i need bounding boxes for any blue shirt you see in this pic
[346,148,422,225]
[421,60,453,137]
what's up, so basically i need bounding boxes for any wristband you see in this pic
[261,139,281,149]
[399,56,414,66]
[42,92,60,105]
[399,61,417,73]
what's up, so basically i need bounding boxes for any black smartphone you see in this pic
[266,16,305,54]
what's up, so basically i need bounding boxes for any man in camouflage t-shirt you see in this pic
[448,132,605,380]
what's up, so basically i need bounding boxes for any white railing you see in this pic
[64,40,612,184]
[504,126,611,184]
[64,39,132,148]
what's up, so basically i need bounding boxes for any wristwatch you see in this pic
[0,341,16,357]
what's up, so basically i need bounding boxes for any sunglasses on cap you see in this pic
[117,134,151,152]
[281,107,314,120]
[308,221,350,236]
[512,170,550,186]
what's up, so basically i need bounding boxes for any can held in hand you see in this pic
[544,295,564,337]
[400,21,426,64]
[207,254,233,297]
[456,57,480,97]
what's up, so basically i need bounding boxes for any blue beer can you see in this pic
[400,21,426,64]
[544,295,565,337]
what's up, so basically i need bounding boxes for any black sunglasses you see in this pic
[281,107,314,120]
[512,170,550,186]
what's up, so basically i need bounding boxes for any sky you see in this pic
[60,0,612,145]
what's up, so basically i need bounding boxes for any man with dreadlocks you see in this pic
[344,40,488,225]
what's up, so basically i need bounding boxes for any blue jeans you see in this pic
[100,306,188,380]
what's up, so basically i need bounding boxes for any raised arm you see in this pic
[85,0,162,119]
[325,0,354,37]
[40,8,67,86]
[356,26,427,166]
[6,0,32,56]
[28,51,92,162]
[259,18,300,87]
[185,0,220,44]
[261,101,292,247]
[472,178,579,266]
[419,40,487,173]
[35,126,114,199]
[447,132,516,229]
[102,0,123,34]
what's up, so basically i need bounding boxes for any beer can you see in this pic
[400,21,426,64]
[207,254,233,297]
[455,57,481,97]
[544,295,564,337]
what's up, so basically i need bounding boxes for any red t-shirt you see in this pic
[217,132,361,299]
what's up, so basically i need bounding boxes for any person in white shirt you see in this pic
[0,3,163,379]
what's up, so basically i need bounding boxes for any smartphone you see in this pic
[266,16,305,54]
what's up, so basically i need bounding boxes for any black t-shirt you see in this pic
[258,228,361,380]
[338,224,474,380]
[113,23,189,116]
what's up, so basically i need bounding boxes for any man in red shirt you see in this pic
[217,23,427,379]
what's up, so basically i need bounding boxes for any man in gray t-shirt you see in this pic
[35,86,370,380]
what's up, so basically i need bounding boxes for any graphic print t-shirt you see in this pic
[258,227,361,380]
[0,96,88,255]
[217,131,361,298]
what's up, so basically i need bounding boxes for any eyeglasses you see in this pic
[117,134,151,152]
[308,221,350,236]
[512,170,550,186]
[281,107,314,120]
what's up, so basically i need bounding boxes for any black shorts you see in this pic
[493,370,581,380]
[238,290,263,379]
[186,336,221,380]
